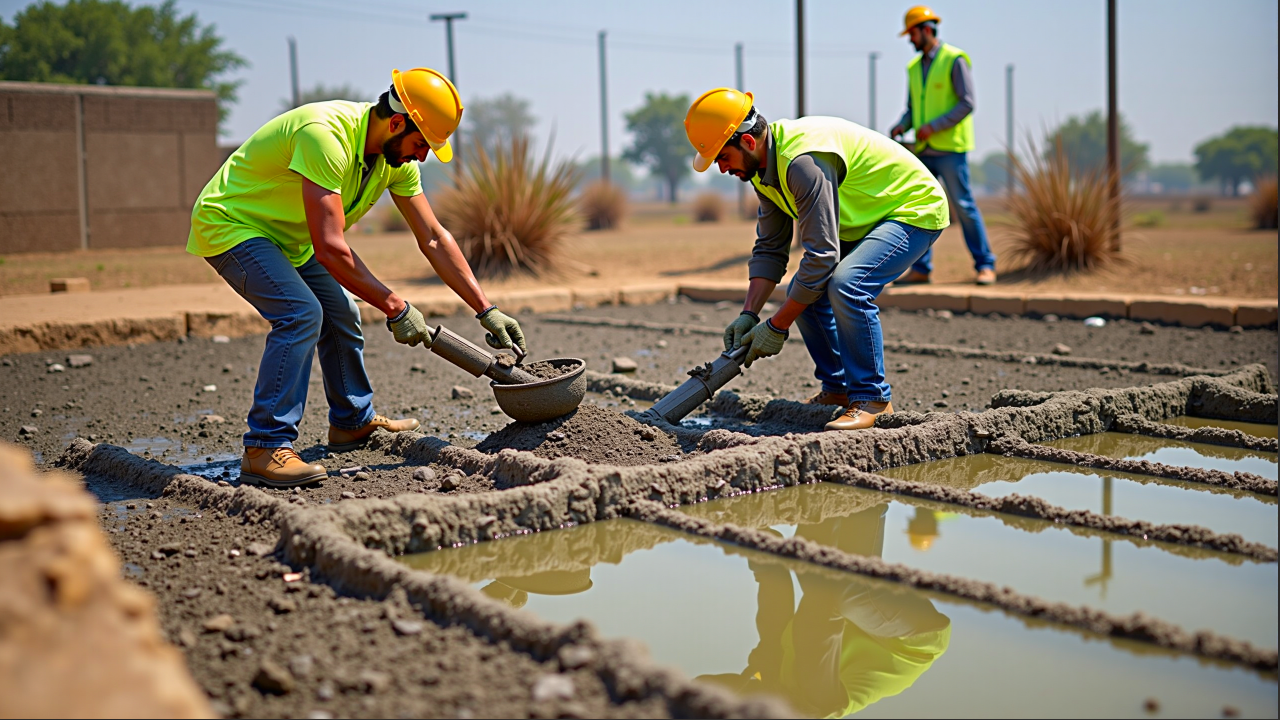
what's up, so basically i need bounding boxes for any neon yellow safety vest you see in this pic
[750,117,949,243]
[907,43,975,153]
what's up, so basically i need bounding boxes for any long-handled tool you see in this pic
[641,346,748,425]
[428,325,540,385]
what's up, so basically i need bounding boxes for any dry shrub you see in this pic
[579,180,627,230]
[435,136,580,278]
[693,191,725,222]
[380,204,410,233]
[1003,142,1124,274]
[1250,175,1278,229]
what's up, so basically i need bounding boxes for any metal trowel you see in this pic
[641,346,749,425]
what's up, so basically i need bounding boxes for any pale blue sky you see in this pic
[4,0,1277,165]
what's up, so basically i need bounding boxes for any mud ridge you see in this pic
[989,436,1277,496]
[1189,382,1279,424]
[820,465,1277,561]
[624,500,1279,673]
[1112,413,1278,452]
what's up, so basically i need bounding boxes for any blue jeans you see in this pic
[792,220,940,403]
[206,238,375,449]
[910,152,996,275]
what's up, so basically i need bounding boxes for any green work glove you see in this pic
[723,312,759,352]
[739,319,787,368]
[478,306,527,353]
[387,303,432,347]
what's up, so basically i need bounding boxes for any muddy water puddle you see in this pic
[1044,432,1278,479]
[401,518,1277,717]
[878,454,1277,545]
[678,483,1277,645]
[1161,415,1278,439]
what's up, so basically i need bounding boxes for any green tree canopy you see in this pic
[1043,110,1149,180]
[1194,126,1278,195]
[280,83,366,113]
[622,92,690,204]
[0,0,246,133]
[464,93,536,160]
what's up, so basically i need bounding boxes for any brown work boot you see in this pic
[895,270,931,285]
[975,268,997,285]
[240,447,326,488]
[806,390,850,407]
[327,414,421,452]
[824,401,894,431]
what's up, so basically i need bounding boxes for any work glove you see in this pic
[738,319,787,368]
[477,306,527,353]
[723,311,759,352]
[387,303,432,347]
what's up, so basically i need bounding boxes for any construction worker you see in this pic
[889,6,998,286]
[186,68,525,488]
[685,89,949,430]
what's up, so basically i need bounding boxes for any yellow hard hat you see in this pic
[900,5,941,35]
[684,88,754,173]
[390,67,464,163]
[907,532,937,551]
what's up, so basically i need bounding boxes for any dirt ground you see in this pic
[1,197,1274,298]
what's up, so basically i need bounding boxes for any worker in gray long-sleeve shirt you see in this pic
[683,88,949,430]
[889,5,997,286]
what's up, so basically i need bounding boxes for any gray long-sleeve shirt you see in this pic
[895,42,974,156]
[747,130,846,306]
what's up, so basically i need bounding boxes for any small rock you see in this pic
[1052,343,1072,356]
[19,426,37,435]
[935,309,953,320]
[1,358,11,366]
[558,645,596,670]
[546,431,566,442]
[1140,321,1157,334]
[150,551,165,560]
[223,364,234,373]
[340,491,357,500]
[451,386,474,400]
[656,340,668,348]
[1099,367,1111,375]
[178,628,197,648]
[1229,325,1244,334]
[289,654,315,678]
[47,364,65,373]
[203,614,235,633]
[412,467,436,482]
[1083,316,1106,328]
[1042,314,1059,322]
[212,335,231,343]
[353,471,370,481]
[202,384,217,393]
[30,409,42,417]
[358,670,392,694]
[339,465,364,476]
[316,680,335,701]
[532,674,575,702]
[268,596,297,614]
[181,587,202,598]
[960,377,971,385]
[66,354,93,368]
[896,363,910,373]
[158,543,182,556]
[391,619,424,636]
[410,363,426,372]
[611,357,638,373]
[1021,356,1037,364]
[933,400,949,408]
[199,415,226,425]
[246,541,275,557]
[253,659,295,695]
[440,474,459,491]
[490,405,502,414]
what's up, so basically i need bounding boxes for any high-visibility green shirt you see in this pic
[908,43,976,153]
[186,101,423,267]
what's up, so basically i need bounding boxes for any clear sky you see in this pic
[4,0,1277,165]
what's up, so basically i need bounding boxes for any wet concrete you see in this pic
[1045,432,1279,480]
[402,516,1278,719]
[878,454,1277,545]
[1162,415,1278,440]
[677,483,1278,646]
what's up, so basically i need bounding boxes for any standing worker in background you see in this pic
[685,89,949,431]
[889,6,998,286]
[187,67,526,488]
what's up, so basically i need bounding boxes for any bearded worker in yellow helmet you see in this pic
[186,68,526,487]
[686,90,949,430]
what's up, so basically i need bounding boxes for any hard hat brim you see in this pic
[429,138,453,164]
[692,152,714,173]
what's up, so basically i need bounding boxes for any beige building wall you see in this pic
[0,81,220,254]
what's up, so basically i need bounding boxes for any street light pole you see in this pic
[599,30,609,184]
[795,0,806,117]
[430,12,467,174]
[1106,0,1120,249]
[1006,63,1014,194]
[288,37,300,108]
[868,52,879,131]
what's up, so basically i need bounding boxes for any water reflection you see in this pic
[1161,415,1278,440]
[1044,432,1278,479]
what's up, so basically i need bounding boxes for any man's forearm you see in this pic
[743,277,778,316]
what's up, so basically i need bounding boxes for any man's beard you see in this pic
[381,128,416,167]
[732,151,762,183]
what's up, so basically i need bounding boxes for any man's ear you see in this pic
[388,113,406,135]
[742,133,757,152]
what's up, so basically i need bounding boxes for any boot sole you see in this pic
[326,438,370,453]
[240,469,326,489]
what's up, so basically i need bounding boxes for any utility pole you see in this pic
[1106,0,1120,249]
[431,12,467,175]
[735,42,745,218]
[1006,63,1014,194]
[598,30,609,184]
[288,37,300,108]
[868,52,879,131]
[795,0,806,117]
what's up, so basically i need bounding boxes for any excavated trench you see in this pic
[22,306,1279,718]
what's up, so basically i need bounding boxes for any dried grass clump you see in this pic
[1004,143,1124,274]
[435,137,580,278]
[579,181,627,230]
[1250,175,1278,229]
[693,191,725,223]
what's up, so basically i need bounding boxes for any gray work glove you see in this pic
[387,303,432,347]
[723,311,759,352]
[738,319,788,368]
[477,306,527,353]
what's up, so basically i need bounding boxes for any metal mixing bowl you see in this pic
[490,358,587,423]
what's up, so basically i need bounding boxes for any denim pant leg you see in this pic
[829,221,940,402]
[791,278,848,395]
[294,256,376,430]
[932,153,997,272]
[206,238,323,449]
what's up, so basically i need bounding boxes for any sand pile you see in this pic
[477,404,683,466]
